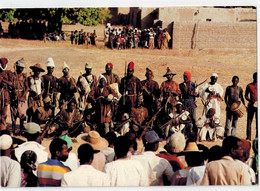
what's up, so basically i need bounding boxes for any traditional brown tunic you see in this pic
[119,75,141,108]
[58,76,77,108]
[88,85,118,124]
[10,72,28,123]
[102,72,120,85]
[0,70,13,128]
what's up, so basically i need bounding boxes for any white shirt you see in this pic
[61,164,110,187]
[199,82,224,103]
[131,151,174,186]
[0,156,21,187]
[14,141,48,165]
[29,77,42,95]
[62,152,79,171]
[186,165,206,185]
[92,152,106,171]
[101,147,115,163]
[103,158,148,186]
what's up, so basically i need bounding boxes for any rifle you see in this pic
[40,110,61,139]
[114,117,132,132]
[195,79,207,88]
[159,104,194,133]
[139,107,162,140]
[41,95,75,139]
[122,61,127,106]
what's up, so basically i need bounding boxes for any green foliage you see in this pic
[61,8,112,26]
[0,8,112,26]
[0,9,16,22]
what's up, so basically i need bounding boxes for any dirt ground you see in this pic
[0,24,257,157]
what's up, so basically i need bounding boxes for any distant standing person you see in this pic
[90,30,97,45]
[74,30,78,45]
[70,31,74,45]
[224,76,245,137]
[245,72,257,140]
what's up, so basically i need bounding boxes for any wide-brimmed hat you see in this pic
[182,142,202,153]
[29,64,45,72]
[77,131,108,151]
[163,67,176,77]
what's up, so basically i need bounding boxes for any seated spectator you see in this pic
[168,102,193,139]
[196,108,224,141]
[61,144,110,186]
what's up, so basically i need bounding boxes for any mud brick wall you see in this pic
[172,22,256,49]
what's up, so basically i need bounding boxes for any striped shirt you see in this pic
[37,158,71,187]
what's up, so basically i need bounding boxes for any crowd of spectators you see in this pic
[104,24,172,50]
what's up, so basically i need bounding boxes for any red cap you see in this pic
[106,62,113,68]
[0,58,8,65]
[128,61,134,70]
[184,71,191,82]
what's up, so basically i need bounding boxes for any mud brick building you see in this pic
[109,7,256,49]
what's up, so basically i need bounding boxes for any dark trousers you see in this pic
[246,104,258,140]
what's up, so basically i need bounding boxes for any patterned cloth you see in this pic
[37,158,71,187]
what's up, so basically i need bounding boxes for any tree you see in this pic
[0,9,16,22]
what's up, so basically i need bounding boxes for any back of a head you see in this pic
[78,144,94,165]
[197,144,209,162]
[105,132,117,146]
[124,131,137,151]
[208,145,223,162]
[25,132,40,142]
[20,150,37,171]
[166,132,185,154]
[114,136,131,159]
[222,136,241,156]
[49,138,67,158]
[240,139,251,162]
